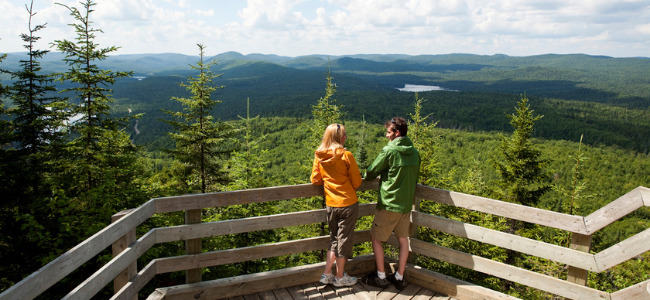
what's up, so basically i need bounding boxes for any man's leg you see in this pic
[396,236,409,276]
[371,236,385,273]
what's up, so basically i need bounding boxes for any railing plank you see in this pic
[584,187,646,234]
[111,209,137,300]
[415,185,588,234]
[412,212,598,271]
[640,186,650,207]
[0,200,155,300]
[595,227,650,271]
[406,264,520,300]
[63,231,157,299]
[155,203,376,243]
[154,181,379,214]
[155,231,372,274]
[610,279,650,300]
[409,238,610,300]
[112,260,158,300]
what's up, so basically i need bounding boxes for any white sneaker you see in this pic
[320,273,335,285]
[333,273,357,287]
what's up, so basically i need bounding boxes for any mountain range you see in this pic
[2,51,649,152]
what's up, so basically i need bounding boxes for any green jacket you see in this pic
[365,136,420,213]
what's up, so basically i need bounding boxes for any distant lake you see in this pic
[397,84,456,92]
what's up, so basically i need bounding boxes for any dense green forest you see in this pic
[0,1,648,299]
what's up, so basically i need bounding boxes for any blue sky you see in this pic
[1,0,649,58]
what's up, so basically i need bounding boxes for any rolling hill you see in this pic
[2,51,649,152]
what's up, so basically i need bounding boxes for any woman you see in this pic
[310,123,362,287]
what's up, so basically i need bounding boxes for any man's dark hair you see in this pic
[385,117,408,136]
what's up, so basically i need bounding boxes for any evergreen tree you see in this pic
[0,2,71,290]
[355,115,369,170]
[305,64,344,153]
[165,44,234,194]
[0,54,13,194]
[491,94,551,292]
[164,43,235,283]
[226,98,268,190]
[205,97,278,276]
[49,0,146,246]
[492,94,551,207]
[408,92,451,188]
[0,54,19,292]
[4,0,69,209]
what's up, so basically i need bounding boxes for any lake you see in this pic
[397,84,456,92]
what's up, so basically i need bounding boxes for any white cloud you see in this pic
[0,0,648,57]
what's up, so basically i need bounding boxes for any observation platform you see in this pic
[1,182,648,300]
[147,256,512,300]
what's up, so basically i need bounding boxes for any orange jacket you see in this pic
[310,148,362,207]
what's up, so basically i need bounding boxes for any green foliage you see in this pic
[551,135,595,217]
[51,0,138,193]
[225,98,269,190]
[304,65,344,153]
[492,94,551,207]
[0,4,72,290]
[164,44,235,194]
[354,116,370,170]
[408,92,453,189]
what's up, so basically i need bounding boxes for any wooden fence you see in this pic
[0,181,648,300]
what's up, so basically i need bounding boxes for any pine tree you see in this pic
[492,94,551,207]
[0,2,72,290]
[305,64,344,152]
[491,94,551,292]
[408,92,452,188]
[207,97,278,276]
[226,98,268,190]
[49,0,146,245]
[0,54,13,191]
[355,115,369,170]
[164,44,236,283]
[165,43,234,194]
[5,0,69,205]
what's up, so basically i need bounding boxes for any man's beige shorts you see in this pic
[370,209,411,242]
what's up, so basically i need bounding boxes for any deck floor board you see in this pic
[225,280,458,300]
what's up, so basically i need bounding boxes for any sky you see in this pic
[1,0,649,58]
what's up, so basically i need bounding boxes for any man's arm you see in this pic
[365,148,389,180]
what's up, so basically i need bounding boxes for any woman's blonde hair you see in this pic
[316,123,346,152]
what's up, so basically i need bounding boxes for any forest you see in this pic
[0,1,649,299]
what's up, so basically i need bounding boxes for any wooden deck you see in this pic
[223,279,457,300]
[148,256,518,300]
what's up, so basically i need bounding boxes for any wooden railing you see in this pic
[0,182,648,300]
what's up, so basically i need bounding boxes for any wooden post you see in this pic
[407,197,421,265]
[185,209,202,283]
[567,233,591,285]
[111,209,137,300]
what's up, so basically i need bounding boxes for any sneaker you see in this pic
[320,273,335,285]
[360,271,389,288]
[333,273,357,287]
[388,273,406,290]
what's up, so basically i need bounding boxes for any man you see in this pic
[362,117,420,290]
